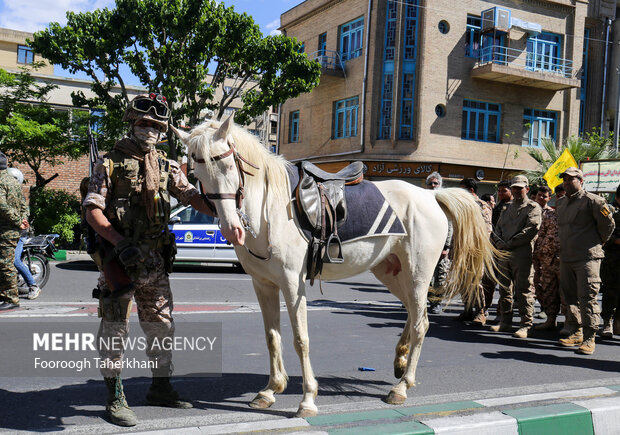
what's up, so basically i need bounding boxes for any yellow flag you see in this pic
[543,148,578,192]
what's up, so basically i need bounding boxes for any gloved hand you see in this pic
[114,239,144,268]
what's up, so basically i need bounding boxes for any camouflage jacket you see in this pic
[0,169,28,237]
[475,197,493,236]
[603,202,620,256]
[534,205,559,265]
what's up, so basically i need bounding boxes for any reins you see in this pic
[192,137,272,261]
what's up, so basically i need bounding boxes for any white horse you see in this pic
[172,117,500,417]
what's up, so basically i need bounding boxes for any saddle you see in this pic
[295,161,364,284]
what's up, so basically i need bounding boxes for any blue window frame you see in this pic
[461,100,501,143]
[289,111,299,143]
[399,0,418,139]
[17,45,34,64]
[378,0,397,139]
[527,32,561,73]
[522,109,557,147]
[333,96,359,139]
[465,15,481,58]
[318,33,327,55]
[339,17,364,61]
[579,28,590,134]
[90,109,105,135]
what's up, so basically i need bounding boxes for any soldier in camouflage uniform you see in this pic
[490,175,542,338]
[600,184,620,338]
[532,186,562,331]
[0,152,29,311]
[84,94,215,427]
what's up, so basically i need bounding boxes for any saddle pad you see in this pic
[288,165,406,243]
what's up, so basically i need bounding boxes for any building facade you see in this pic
[278,0,606,189]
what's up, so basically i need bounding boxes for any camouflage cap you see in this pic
[559,166,583,179]
[0,152,6,170]
[510,174,529,188]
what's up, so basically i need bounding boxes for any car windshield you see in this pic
[173,207,216,225]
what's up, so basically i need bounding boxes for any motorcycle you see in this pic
[17,234,59,295]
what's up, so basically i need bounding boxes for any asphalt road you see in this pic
[0,260,619,433]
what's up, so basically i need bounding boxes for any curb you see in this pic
[128,385,620,434]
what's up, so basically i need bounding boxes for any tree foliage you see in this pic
[30,0,321,155]
[0,66,90,188]
[524,129,618,187]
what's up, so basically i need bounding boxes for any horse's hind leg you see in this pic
[281,279,318,418]
[249,279,288,409]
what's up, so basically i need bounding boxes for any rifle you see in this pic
[84,126,134,298]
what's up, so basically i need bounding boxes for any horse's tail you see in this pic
[433,188,504,308]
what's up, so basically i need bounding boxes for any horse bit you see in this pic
[192,137,272,260]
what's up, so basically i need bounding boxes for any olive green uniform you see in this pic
[0,170,28,305]
[491,198,542,327]
[83,138,200,377]
[601,203,620,326]
[556,189,615,339]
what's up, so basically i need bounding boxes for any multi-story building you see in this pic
[278,0,616,190]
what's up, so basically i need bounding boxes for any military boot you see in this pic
[104,376,137,427]
[146,368,193,409]
[558,328,583,347]
[534,315,557,331]
[601,317,613,338]
[614,317,620,336]
[490,322,513,333]
[576,337,596,355]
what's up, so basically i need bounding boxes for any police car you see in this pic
[168,205,239,265]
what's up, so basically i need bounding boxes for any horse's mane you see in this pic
[187,119,292,204]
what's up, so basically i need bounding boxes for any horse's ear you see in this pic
[170,124,190,145]
[215,115,234,141]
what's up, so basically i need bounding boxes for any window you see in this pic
[90,108,105,135]
[318,33,327,55]
[461,100,501,143]
[527,32,561,73]
[378,0,397,139]
[175,206,216,225]
[289,111,299,143]
[17,45,34,64]
[270,120,278,135]
[333,96,359,139]
[299,42,305,53]
[438,20,450,34]
[481,32,506,64]
[399,0,418,139]
[465,15,481,58]
[339,17,364,61]
[522,109,557,147]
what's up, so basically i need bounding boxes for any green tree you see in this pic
[523,129,618,187]
[30,0,321,156]
[0,66,90,189]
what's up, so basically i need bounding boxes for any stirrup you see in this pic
[325,233,344,264]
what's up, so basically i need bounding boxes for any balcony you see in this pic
[471,45,580,91]
[308,50,345,78]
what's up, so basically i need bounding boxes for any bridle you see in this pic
[192,135,272,261]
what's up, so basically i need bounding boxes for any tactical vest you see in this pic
[104,149,171,245]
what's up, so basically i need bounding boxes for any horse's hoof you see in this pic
[249,394,275,409]
[295,407,318,418]
[393,366,405,379]
[384,391,406,405]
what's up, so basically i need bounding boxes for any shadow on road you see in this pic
[56,260,246,275]
[0,373,391,431]
[480,350,620,372]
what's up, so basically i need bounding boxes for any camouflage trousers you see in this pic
[0,235,19,304]
[97,250,174,378]
[532,256,561,317]
[559,259,602,337]
[428,256,450,303]
[601,255,620,321]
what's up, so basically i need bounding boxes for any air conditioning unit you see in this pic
[482,7,511,33]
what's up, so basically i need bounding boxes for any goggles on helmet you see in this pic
[130,93,170,120]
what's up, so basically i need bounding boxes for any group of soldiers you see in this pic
[425,168,620,356]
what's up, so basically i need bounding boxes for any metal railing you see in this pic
[476,45,574,79]
[308,50,345,71]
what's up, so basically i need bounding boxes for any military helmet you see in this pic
[7,167,24,184]
[122,93,170,132]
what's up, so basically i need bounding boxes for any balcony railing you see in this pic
[308,50,345,72]
[477,45,574,78]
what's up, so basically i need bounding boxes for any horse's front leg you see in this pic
[282,279,318,417]
[249,278,288,409]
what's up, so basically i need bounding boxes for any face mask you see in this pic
[133,125,161,149]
